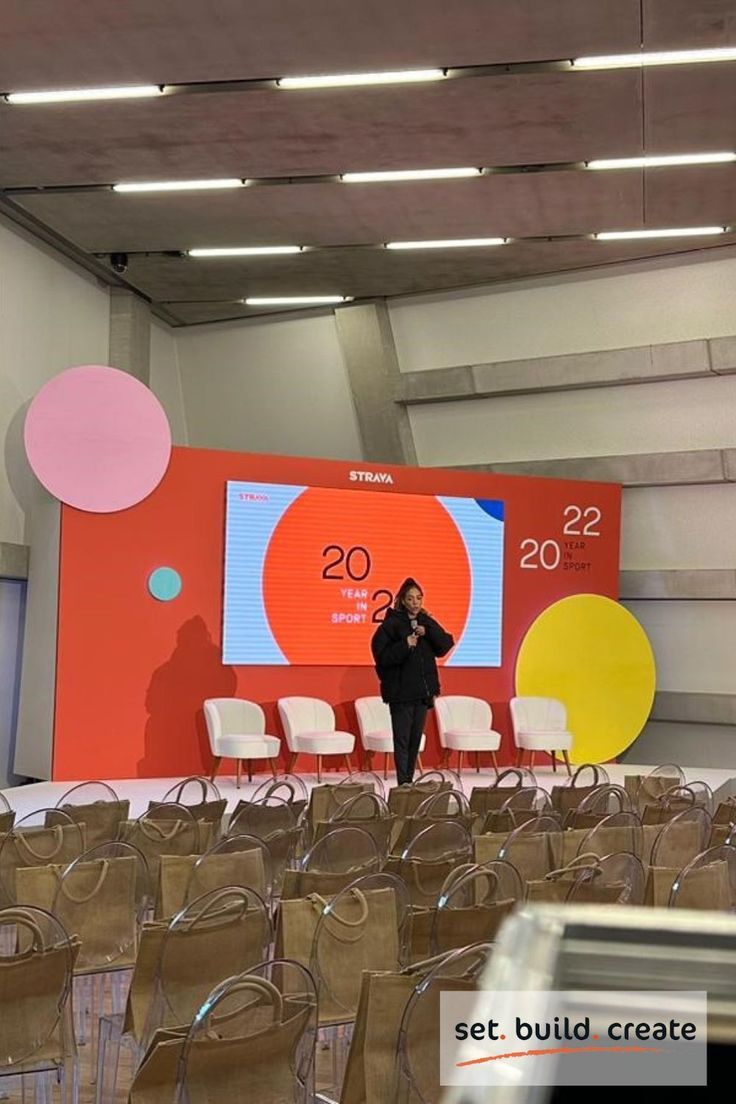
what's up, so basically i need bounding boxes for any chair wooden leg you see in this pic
[551,751,557,773]
[247,760,253,782]
[210,756,222,783]
[475,751,480,773]
[457,750,463,774]
[317,755,322,783]
[269,758,277,778]
[562,750,572,777]
[491,751,499,773]
[384,753,389,781]
[417,754,424,773]
[530,750,536,769]
[343,755,352,774]
[236,759,242,789]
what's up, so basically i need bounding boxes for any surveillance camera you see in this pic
[110,252,128,274]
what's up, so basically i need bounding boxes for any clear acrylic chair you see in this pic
[487,785,553,832]
[155,777,227,837]
[414,768,463,789]
[324,791,394,860]
[119,803,200,905]
[324,772,387,821]
[565,783,635,827]
[396,821,473,910]
[496,813,564,886]
[0,808,85,908]
[431,860,523,955]
[636,763,686,809]
[564,852,646,905]
[649,806,713,869]
[48,783,129,852]
[669,844,736,911]
[469,767,539,819]
[0,790,14,834]
[660,782,714,816]
[179,833,274,911]
[177,958,318,1104]
[96,885,272,1103]
[309,871,411,1097]
[0,905,78,1104]
[53,842,148,1060]
[576,811,644,860]
[247,775,309,826]
[228,796,302,897]
[283,826,381,900]
[394,942,492,1104]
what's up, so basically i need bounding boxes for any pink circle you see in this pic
[24,365,172,512]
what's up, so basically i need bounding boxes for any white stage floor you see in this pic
[2,763,734,820]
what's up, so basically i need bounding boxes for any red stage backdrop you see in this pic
[53,447,621,779]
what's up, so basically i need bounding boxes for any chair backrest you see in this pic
[204,698,265,750]
[509,696,566,737]
[278,697,335,751]
[143,886,272,1049]
[52,842,148,972]
[434,696,492,747]
[177,959,318,1104]
[354,696,390,737]
[396,943,492,1102]
[0,809,85,905]
[310,872,410,1024]
[0,905,75,1068]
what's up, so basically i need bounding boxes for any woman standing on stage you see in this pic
[370,577,455,785]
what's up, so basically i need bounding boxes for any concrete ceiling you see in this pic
[2,0,736,324]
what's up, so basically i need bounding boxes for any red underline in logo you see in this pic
[457,1046,665,1067]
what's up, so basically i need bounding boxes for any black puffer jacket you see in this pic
[371,607,455,705]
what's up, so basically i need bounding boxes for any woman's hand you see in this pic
[414,625,426,637]
[407,633,418,648]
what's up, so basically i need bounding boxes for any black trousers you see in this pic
[389,700,428,785]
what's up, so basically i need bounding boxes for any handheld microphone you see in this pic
[410,618,418,632]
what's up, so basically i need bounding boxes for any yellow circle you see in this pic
[515,594,655,764]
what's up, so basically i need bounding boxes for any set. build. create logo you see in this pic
[440,991,707,1088]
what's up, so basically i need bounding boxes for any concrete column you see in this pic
[334,301,417,465]
[109,289,151,384]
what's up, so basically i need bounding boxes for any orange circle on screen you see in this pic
[263,487,471,665]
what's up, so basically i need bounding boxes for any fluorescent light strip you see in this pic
[6,84,162,104]
[188,246,302,257]
[386,237,506,249]
[114,179,245,193]
[572,47,736,70]
[342,167,480,183]
[587,152,736,170]
[278,68,445,89]
[244,296,353,306]
[595,226,727,240]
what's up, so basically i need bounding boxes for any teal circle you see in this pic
[148,567,182,602]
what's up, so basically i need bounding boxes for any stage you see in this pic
[2,764,734,821]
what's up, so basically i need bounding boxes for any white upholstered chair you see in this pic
[203,698,281,787]
[354,696,426,779]
[277,696,355,781]
[509,696,573,775]
[434,695,501,773]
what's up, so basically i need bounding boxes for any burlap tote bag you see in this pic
[118,817,206,897]
[125,892,269,1044]
[0,823,85,904]
[151,777,226,831]
[156,849,267,919]
[474,830,558,884]
[279,885,401,1025]
[527,855,626,905]
[15,855,138,971]
[646,857,731,909]
[387,780,451,820]
[46,799,130,850]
